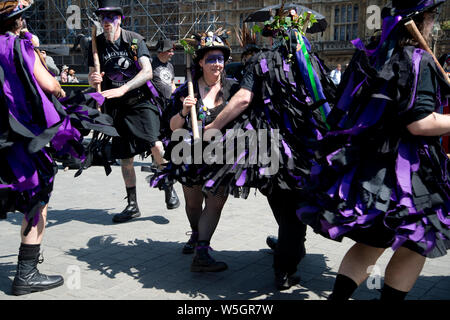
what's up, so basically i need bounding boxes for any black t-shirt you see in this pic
[88,30,150,90]
[239,54,261,93]
[401,63,437,125]
[151,55,175,100]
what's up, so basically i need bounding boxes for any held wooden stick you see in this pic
[91,25,102,111]
[405,20,450,84]
[186,55,200,140]
[302,11,312,34]
[91,25,102,93]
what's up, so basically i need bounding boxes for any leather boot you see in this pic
[182,231,198,254]
[266,235,278,251]
[190,241,228,272]
[113,187,141,223]
[274,270,300,291]
[12,254,64,296]
[164,185,180,210]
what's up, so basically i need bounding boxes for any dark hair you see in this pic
[0,16,22,35]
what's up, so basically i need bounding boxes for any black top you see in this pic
[401,63,437,125]
[239,54,260,93]
[88,29,150,90]
[151,55,175,100]
[169,78,240,129]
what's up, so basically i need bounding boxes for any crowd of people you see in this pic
[1,0,449,301]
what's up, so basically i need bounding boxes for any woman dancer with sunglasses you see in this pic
[154,31,240,272]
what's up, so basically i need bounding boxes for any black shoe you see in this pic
[275,271,300,291]
[12,256,64,296]
[191,242,228,272]
[182,231,198,254]
[165,185,180,210]
[266,236,278,251]
[112,201,141,223]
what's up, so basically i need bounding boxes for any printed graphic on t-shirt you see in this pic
[159,68,173,85]
[103,48,138,87]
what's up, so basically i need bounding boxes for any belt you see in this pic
[122,92,147,105]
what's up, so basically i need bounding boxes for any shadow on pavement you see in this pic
[0,261,16,295]
[2,209,170,228]
[65,235,332,300]
[64,235,450,300]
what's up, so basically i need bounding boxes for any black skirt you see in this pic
[106,97,161,159]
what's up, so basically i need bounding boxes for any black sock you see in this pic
[126,186,136,194]
[196,240,210,249]
[18,243,40,261]
[380,284,408,301]
[328,274,358,301]
[126,186,137,203]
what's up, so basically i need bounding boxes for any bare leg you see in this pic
[338,243,386,285]
[21,205,48,245]
[384,247,426,292]
[151,142,166,169]
[121,157,136,188]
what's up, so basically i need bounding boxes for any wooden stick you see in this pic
[302,11,312,34]
[405,20,450,84]
[186,55,200,140]
[91,25,102,111]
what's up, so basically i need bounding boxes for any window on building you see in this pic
[333,3,359,41]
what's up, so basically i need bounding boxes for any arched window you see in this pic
[333,3,359,41]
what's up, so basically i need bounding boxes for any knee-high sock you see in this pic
[328,274,358,301]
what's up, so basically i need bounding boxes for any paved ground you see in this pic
[0,160,449,301]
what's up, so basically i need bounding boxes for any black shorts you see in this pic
[106,98,161,160]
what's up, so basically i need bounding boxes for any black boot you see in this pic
[164,185,180,210]
[12,252,64,296]
[182,231,198,254]
[113,187,141,223]
[191,241,228,272]
[274,270,300,291]
[266,235,278,251]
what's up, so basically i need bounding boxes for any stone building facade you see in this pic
[27,0,450,73]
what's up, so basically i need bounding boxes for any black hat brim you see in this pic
[195,46,231,63]
[95,7,124,16]
[393,0,446,17]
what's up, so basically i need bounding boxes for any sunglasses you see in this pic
[205,55,225,65]
[99,13,120,22]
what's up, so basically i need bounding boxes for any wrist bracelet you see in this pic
[179,110,187,119]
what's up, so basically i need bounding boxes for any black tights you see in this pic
[182,185,228,242]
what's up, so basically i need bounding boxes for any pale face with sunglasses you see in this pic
[200,50,226,108]
[199,50,225,83]
[99,12,122,42]
[180,50,226,119]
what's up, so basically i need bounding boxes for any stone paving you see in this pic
[0,161,449,301]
